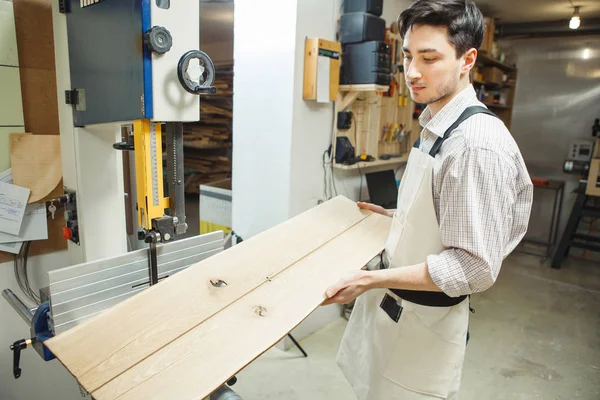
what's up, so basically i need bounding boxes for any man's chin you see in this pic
[410,91,434,105]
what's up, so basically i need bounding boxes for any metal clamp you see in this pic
[10,338,32,379]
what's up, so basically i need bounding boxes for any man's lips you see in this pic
[410,85,426,92]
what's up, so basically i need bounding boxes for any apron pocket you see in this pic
[382,311,462,398]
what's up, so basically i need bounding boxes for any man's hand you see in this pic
[357,202,393,217]
[322,270,373,305]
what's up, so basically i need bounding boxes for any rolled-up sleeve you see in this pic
[427,147,530,297]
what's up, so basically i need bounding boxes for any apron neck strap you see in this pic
[412,106,498,157]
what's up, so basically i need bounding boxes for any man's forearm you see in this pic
[365,262,442,292]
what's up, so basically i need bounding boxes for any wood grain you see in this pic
[13,0,56,71]
[94,211,391,400]
[45,196,371,393]
[18,67,60,134]
[10,134,62,203]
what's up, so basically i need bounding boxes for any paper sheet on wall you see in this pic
[0,180,30,236]
[316,55,330,103]
[0,168,12,184]
[0,241,21,254]
[0,204,48,243]
[0,169,48,251]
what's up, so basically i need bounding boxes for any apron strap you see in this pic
[428,106,498,156]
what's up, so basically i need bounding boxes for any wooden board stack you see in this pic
[183,64,233,193]
[45,196,392,400]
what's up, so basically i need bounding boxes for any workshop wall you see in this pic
[505,36,600,256]
[0,0,25,171]
[0,251,84,400]
[288,0,413,218]
[0,1,76,398]
[231,0,297,239]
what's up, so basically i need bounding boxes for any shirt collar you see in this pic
[418,84,481,138]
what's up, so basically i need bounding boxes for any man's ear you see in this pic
[461,48,477,74]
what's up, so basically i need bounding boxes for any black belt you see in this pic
[380,253,467,307]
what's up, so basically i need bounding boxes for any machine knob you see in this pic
[62,227,73,240]
[144,26,173,54]
[177,50,216,95]
[64,210,74,221]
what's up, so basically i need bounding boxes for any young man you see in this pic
[323,1,533,399]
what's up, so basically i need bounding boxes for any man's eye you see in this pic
[424,58,437,62]
[403,55,412,60]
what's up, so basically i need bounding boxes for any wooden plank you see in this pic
[339,84,389,92]
[13,0,56,71]
[19,67,60,134]
[93,210,391,400]
[45,196,371,392]
[333,156,408,171]
[302,38,318,100]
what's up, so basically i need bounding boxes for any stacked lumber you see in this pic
[183,64,233,193]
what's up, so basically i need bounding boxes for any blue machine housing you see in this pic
[63,0,153,126]
[31,302,55,361]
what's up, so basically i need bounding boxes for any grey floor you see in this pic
[228,251,600,400]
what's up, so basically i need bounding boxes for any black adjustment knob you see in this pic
[177,50,216,95]
[145,26,173,54]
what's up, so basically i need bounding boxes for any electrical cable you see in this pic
[352,115,363,201]
[322,150,330,200]
[331,161,339,196]
[13,242,38,304]
[23,241,40,304]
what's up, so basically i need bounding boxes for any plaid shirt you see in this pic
[418,85,533,297]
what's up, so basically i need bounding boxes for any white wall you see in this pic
[502,36,600,252]
[0,2,81,397]
[231,0,298,240]
[233,0,414,347]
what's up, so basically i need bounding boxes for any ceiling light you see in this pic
[583,48,591,60]
[569,6,580,30]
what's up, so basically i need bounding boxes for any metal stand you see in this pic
[287,333,308,357]
[521,180,565,262]
[552,182,600,269]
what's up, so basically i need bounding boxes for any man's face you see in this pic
[402,24,466,107]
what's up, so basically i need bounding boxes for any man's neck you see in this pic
[428,79,470,117]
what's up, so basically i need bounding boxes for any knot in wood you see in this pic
[254,305,267,317]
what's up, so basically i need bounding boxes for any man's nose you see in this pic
[405,61,421,82]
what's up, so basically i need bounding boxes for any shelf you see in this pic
[333,155,408,171]
[477,53,516,72]
[339,84,389,92]
[472,80,513,89]
[484,102,511,109]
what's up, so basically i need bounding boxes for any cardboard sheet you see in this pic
[10,133,62,203]
[45,196,392,399]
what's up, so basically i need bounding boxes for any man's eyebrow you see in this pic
[401,47,439,54]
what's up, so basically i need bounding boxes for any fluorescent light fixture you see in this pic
[570,6,580,30]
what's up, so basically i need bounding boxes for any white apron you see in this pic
[336,147,470,400]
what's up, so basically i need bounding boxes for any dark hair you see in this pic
[398,0,484,58]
